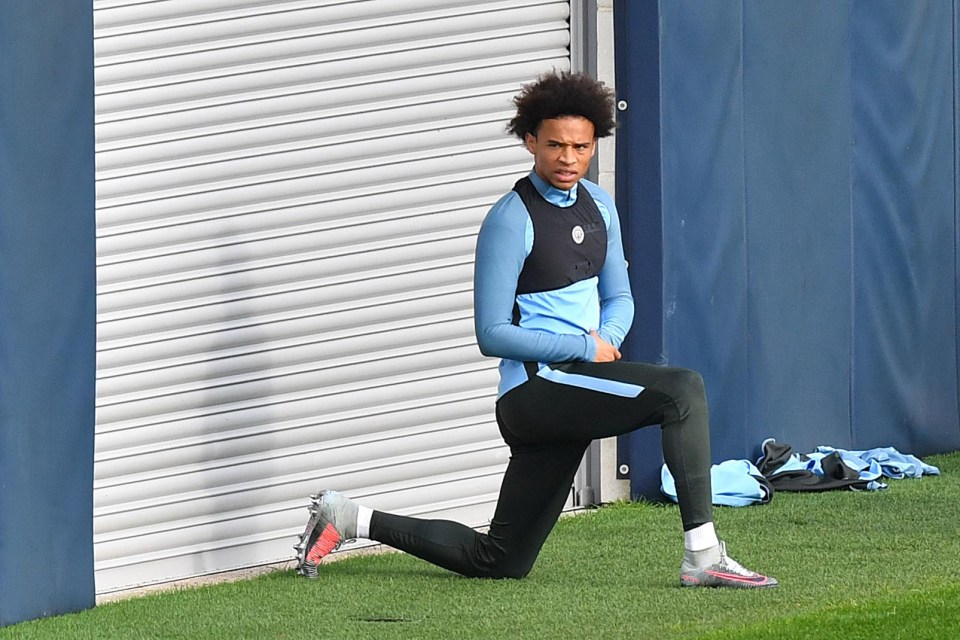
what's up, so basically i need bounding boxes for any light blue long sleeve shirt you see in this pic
[473,171,634,396]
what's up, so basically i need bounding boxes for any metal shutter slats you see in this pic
[94,0,570,593]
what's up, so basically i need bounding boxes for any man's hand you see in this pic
[590,330,622,363]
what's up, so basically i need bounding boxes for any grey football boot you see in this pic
[294,490,359,578]
[680,542,778,588]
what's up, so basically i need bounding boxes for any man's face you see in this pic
[524,116,597,191]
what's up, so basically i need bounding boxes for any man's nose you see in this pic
[558,146,576,163]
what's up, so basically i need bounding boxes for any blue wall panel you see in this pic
[0,3,96,626]
[614,0,666,496]
[956,0,960,434]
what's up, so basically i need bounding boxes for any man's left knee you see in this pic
[668,368,705,397]
[661,368,707,420]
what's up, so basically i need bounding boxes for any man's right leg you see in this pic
[297,432,589,579]
[368,436,589,578]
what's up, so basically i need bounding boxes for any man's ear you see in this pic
[524,132,537,154]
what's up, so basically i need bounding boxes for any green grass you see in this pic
[4,452,959,639]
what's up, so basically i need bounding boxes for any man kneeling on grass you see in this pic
[294,71,777,589]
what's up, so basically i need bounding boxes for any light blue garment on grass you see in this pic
[661,459,772,507]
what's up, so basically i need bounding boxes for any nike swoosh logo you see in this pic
[705,570,771,584]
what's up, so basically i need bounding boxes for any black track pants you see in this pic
[369,361,714,579]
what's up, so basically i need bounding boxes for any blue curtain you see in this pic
[617,0,960,498]
[849,1,959,454]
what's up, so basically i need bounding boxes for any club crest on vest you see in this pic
[571,225,585,244]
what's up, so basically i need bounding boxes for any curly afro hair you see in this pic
[506,70,616,140]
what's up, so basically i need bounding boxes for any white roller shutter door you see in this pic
[93,0,572,593]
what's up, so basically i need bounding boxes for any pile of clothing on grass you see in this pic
[660,439,941,507]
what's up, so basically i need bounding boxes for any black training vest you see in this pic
[512,176,607,296]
